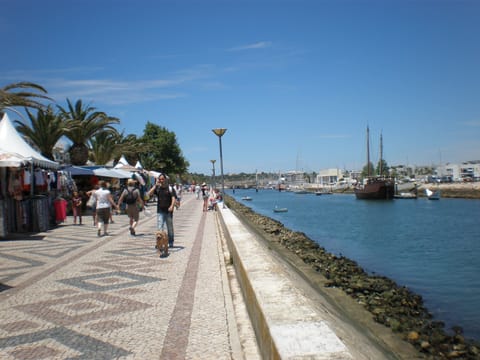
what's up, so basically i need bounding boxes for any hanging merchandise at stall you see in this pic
[0,113,60,237]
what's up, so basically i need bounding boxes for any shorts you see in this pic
[126,204,140,221]
[96,207,111,224]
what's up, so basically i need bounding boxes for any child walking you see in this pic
[72,191,83,225]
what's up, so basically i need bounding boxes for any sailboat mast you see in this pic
[366,126,370,177]
[379,132,383,176]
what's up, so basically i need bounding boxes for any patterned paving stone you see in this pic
[0,327,131,359]
[0,194,258,359]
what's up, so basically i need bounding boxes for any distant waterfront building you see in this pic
[390,164,417,179]
[53,143,69,165]
[315,168,343,186]
[436,161,480,182]
[284,170,306,187]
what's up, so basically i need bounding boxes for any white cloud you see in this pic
[228,41,273,52]
[3,64,215,106]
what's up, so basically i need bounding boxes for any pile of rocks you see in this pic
[225,196,480,359]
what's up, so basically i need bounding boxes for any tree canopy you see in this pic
[0,82,51,114]
[2,82,191,178]
[59,99,120,165]
[138,122,189,177]
[14,106,65,161]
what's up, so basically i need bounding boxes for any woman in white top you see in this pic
[93,180,118,237]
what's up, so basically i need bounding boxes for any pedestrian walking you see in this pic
[174,183,182,209]
[71,191,83,225]
[86,184,99,226]
[92,180,118,237]
[148,173,176,247]
[195,183,201,200]
[117,178,144,236]
[201,183,209,212]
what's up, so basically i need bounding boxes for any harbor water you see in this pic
[228,188,480,341]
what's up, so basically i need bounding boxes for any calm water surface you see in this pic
[228,188,480,341]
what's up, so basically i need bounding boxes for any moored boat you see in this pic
[293,189,309,194]
[355,127,394,200]
[425,188,440,200]
[315,190,333,196]
[394,191,417,199]
[273,206,288,213]
[394,184,418,199]
[355,177,395,199]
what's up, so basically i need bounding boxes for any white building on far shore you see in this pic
[315,168,343,186]
[436,161,480,182]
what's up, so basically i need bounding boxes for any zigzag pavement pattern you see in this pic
[0,193,260,359]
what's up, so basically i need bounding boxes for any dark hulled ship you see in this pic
[354,127,394,200]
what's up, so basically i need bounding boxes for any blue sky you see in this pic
[1,0,479,174]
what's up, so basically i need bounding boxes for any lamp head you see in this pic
[212,128,227,137]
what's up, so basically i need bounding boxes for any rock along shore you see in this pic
[225,196,480,360]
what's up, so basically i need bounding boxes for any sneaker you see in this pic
[129,227,135,236]
[168,242,174,248]
[97,229,101,237]
[103,232,109,236]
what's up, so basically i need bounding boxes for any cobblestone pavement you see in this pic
[0,193,259,359]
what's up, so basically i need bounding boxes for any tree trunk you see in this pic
[69,143,89,165]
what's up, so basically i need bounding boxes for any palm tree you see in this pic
[14,106,65,161]
[89,132,117,165]
[0,82,51,114]
[90,131,141,165]
[59,99,120,165]
[115,133,143,165]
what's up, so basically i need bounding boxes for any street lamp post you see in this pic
[210,159,216,189]
[212,128,227,205]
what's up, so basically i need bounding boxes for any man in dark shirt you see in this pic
[148,173,176,247]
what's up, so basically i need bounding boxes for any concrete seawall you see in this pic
[216,204,421,359]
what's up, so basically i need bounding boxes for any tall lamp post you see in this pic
[210,159,216,189]
[212,128,227,204]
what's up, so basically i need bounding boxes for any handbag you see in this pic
[143,206,153,217]
[86,195,96,208]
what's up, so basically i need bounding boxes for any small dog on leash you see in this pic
[155,231,169,257]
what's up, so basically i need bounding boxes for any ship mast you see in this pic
[379,132,383,176]
[366,126,371,177]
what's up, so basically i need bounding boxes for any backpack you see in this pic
[125,188,137,204]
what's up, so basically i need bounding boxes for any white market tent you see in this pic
[92,167,131,179]
[0,113,59,169]
[0,149,28,167]
[114,154,129,168]
[114,155,138,172]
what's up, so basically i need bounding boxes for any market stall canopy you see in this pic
[114,163,137,172]
[83,166,131,179]
[0,113,59,169]
[61,165,95,176]
[114,155,130,168]
[0,148,28,167]
[135,161,143,169]
[114,155,141,172]
[109,168,132,178]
